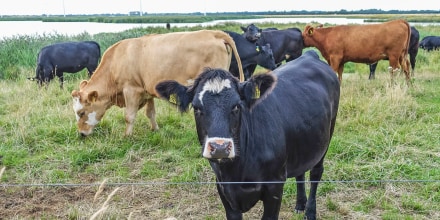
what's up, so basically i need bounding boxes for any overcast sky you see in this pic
[1,0,438,16]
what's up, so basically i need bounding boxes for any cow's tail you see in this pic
[402,20,411,80]
[223,34,244,82]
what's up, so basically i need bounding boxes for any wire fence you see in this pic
[1,165,439,187]
[1,179,439,188]
[2,165,439,219]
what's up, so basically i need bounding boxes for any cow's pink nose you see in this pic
[208,140,232,159]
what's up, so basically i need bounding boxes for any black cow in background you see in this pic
[419,35,440,51]
[369,26,420,79]
[241,24,304,66]
[224,30,277,80]
[155,50,340,220]
[29,41,101,88]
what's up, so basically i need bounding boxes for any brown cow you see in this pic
[71,30,244,137]
[302,19,411,84]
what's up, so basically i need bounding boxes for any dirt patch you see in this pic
[1,183,438,219]
[0,183,228,219]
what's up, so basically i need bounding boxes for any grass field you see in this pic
[0,21,439,219]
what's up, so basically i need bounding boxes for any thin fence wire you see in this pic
[1,179,439,188]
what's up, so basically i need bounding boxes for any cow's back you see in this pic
[37,41,100,68]
[94,30,234,96]
[261,28,304,63]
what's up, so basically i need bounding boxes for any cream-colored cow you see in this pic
[71,30,244,137]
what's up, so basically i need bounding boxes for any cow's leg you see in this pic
[337,64,344,83]
[54,68,64,89]
[86,65,97,78]
[58,72,64,89]
[216,183,243,220]
[124,108,138,136]
[294,174,307,213]
[369,62,378,80]
[409,52,417,77]
[388,56,407,85]
[145,98,159,131]
[403,58,411,85]
[123,89,143,136]
[328,57,343,83]
[261,183,284,219]
[305,159,325,220]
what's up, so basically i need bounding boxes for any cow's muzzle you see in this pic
[203,138,235,159]
[79,129,93,138]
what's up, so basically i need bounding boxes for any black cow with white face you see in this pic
[419,35,440,51]
[369,26,420,79]
[30,41,101,88]
[241,24,304,66]
[156,50,340,220]
[224,30,277,80]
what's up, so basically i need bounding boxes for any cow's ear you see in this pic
[87,91,98,103]
[156,80,193,112]
[79,80,88,89]
[307,26,314,36]
[240,26,246,32]
[71,90,79,98]
[239,73,276,108]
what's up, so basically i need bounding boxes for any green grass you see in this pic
[0,22,439,219]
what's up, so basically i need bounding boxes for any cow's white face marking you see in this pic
[86,111,99,126]
[198,78,231,105]
[73,96,99,125]
[72,97,83,121]
[202,136,236,159]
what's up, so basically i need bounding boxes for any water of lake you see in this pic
[0,17,436,40]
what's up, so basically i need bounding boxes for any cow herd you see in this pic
[28,19,439,219]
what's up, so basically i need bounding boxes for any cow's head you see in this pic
[71,80,107,137]
[302,24,323,47]
[241,24,262,43]
[28,65,52,88]
[256,43,277,71]
[156,68,275,162]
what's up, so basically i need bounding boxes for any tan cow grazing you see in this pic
[71,30,244,137]
[302,19,411,84]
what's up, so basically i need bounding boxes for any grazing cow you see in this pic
[241,24,304,66]
[302,19,411,83]
[155,50,340,220]
[71,30,244,137]
[224,30,277,80]
[30,41,101,88]
[369,26,420,79]
[419,36,440,51]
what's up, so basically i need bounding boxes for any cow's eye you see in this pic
[78,111,85,117]
[232,105,240,115]
[194,107,202,116]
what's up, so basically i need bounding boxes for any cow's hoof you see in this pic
[295,209,305,214]
[151,126,159,131]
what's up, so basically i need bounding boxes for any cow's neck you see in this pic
[83,78,121,109]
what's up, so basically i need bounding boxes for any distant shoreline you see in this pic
[1,12,440,24]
